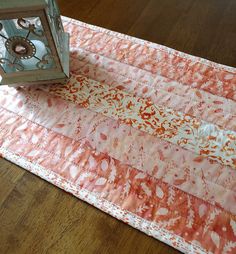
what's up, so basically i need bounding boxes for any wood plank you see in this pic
[0,159,180,254]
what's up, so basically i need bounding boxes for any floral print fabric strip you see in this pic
[0,87,235,215]
[65,19,236,101]
[0,16,235,254]
[47,75,236,169]
[0,107,235,254]
[69,49,236,132]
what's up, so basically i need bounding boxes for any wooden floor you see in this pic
[1,1,236,253]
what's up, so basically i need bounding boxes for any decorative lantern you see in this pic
[0,0,69,86]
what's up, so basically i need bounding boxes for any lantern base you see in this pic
[7,77,69,88]
[0,67,69,86]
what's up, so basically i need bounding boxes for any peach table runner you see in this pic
[0,16,235,254]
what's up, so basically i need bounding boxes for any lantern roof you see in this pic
[0,0,47,13]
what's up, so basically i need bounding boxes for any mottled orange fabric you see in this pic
[0,17,235,254]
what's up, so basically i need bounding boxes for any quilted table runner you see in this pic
[0,16,236,254]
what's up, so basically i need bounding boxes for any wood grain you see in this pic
[1,1,236,253]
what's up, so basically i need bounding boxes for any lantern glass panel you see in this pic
[0,17,56,74]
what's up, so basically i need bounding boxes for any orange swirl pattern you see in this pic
[0,16,235,254]
[65,19,236,101]
[0,107,235,254]
[48,75,236,169]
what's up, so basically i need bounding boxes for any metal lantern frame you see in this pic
[0,0,69,86]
